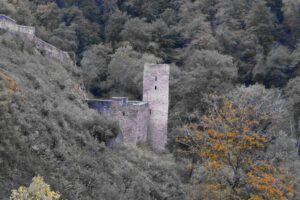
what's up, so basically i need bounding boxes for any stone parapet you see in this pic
[0,15,35,36]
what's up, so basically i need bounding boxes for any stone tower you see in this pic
[143,63,170,151]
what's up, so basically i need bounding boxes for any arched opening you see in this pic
[155,86,157,90]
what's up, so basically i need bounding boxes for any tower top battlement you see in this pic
[144,63,170,75]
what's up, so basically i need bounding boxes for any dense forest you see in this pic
[0,0,300,199]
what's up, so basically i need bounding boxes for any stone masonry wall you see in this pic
[128,102,149,144]
[0,15,73,65]
[143,63,170,151]
[0,15,35,36]
[112,103,149,146]
[34,37,73,66]
[86,98,149,147]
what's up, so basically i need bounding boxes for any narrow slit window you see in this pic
[155,76,157,81]
[155,86,157,90]
[123,112,126,116]
[149,109,152,115]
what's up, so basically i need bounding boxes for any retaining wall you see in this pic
[0,15,73,65]
[0,15,35,36]
[34,37,73,65]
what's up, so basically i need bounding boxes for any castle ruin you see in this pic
[87,64,170,151]
[0,14,170,151]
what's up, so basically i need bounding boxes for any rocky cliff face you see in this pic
[0,32,186,199]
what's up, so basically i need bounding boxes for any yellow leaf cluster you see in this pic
[10,176,60,200]
[249,195,263,200]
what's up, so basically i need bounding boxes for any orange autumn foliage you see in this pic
[0,69,20,94]
[247,162,295,200]
[177,100,295,200]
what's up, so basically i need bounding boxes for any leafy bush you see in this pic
[10,176,60,200]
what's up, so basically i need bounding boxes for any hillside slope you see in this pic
[0,31,186,199]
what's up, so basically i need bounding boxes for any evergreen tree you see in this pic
[246,1,275,54]
[282,0,300,45]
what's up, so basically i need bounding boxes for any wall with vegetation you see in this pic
[87,98,150,147]
[0,15,73,65]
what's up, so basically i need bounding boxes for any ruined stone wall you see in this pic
[143,63,170,151]
[128,102,149,144]
[34,37,73,66]
[112,103,149,146]
[0,15,73,65]
[112,105,138,146]
[87,98,149,147]
[0,15,35,36]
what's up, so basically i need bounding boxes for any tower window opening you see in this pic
[122,111,126,116]
[155,76,157,81]
[155,86,157,90]
[149,109,152,115]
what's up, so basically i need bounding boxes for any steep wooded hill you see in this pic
[0,31,186,199]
